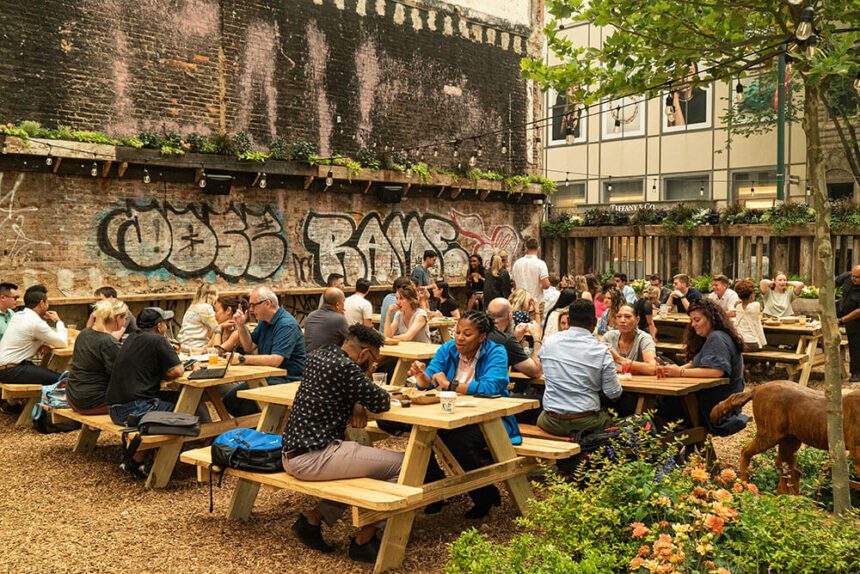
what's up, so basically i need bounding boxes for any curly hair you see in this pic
[459,310,494,335]
[347,323,385,350]
[684,299,744,360]
[604,287,624,316]
[733,279,756,302]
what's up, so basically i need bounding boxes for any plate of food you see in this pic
[384,338,400,345]
[780,317,799,324]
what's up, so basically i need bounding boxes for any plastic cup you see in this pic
[440,391,457,414]
[799,316,807,326]
[207,348,219,366]
[372,373,388,387]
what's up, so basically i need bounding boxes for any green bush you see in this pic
[446,417,860,574]
[691,274,712,294]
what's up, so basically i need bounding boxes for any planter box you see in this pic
[792,298,820,319]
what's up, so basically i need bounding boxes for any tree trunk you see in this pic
[805,80,852,515]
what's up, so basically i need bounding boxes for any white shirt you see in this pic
[0,308,67,365]
[344,293,373,326]
[708,289,740,314]
[511,254,549,303]
[734,301,767,347]
[543,287,560,311]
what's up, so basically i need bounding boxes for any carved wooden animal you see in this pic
[710,381,859,494]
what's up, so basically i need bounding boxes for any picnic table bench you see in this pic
[52,364,285,489]
[181,382,572,573]
[1,383,42,427]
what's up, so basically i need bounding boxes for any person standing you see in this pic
[760,272,804,318]
[0,282,19,341]
[732,280,767,352]
[838,265,860,382]
[614,273,636,305]
[708,275,739,317]
[0,288,67,386]
[410,250,437,289]
[483,253,512,302]
[344,278,373,327]
[510,238,550,314]
[670,274,703,313]
[304,288,350,353]
[465,254,485,311]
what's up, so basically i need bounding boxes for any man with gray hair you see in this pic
[223,286,306,416]
[486,297,542,378]
[303,287,349,353]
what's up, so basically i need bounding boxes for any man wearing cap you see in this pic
[104,307,185,427]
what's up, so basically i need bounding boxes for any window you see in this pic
[554,182,586,211]
[732,170,777,208]
[602,178,644,203]
[828,182,854,201]
[664,175,710,201]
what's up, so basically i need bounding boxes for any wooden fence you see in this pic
[543,224,860,284]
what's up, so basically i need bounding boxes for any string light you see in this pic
[607,176,613,193]
[565,128,575,145]
[45,156,52,166]
[665,92,675,116]
[806,35,818,58]
[452,142,459,158]
[699,185,705,196]
[433,146,439,158]
[652,179,657,192]
[1,142,7,155]
[469,149,478,167]
[326,169,334,187]
[143,167,151,184]
[735,79,745,104]
[199,170,207,188]
[795,7,814,41]
[476,144,483,158]
[564,172,570,185]
[91,161,98,177]
[787,0,804,5]
[406,161,413,177]
[259,172,267,189]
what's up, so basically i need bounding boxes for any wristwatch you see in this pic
[238,355,246,364]
[449,380,460,392]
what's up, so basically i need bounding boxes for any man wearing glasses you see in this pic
[838,265,860,382]
[0,283,19,341]
[222,286,306,416]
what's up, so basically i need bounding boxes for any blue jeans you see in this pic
[223,379,293,417]
[109,398,174,426]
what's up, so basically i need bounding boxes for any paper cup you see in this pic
[439,391,457,414]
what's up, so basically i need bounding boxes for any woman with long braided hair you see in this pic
[409,310,520,519]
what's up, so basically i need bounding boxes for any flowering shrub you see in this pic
[631,278,648,297]
[799,285,820,299]
[446,416,860,574]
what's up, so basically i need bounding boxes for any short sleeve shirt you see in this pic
[67,328,121,411]
[487,328,529,368]
[411,264,431,287]
[692,330,745,419]
[708,289,740,314]
[251,307,305,383]
[673,287,703,313]
[762,289,796,318]
[840,279,860,334]
[105,331,181,405]
[394,308,431,343]
[437,298,459,318]
[0,308,14,340]
[303,306,349,353]
[602,329,656,362]
[511,255,549,302]
[344,294,373,326]
[634,298,653,332]
[178,303,218,350]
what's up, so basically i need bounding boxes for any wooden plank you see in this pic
[1,383,42,400]
[74,425,101,453]
[15,397,37,427]
[117,161,128,177]
[691,238,703,277]
[101,160,112,177]
[146,385,205,489]
[52,157,62,173]
[481,417,533,515]
[514,437,581,459]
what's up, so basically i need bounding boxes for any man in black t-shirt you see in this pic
[670,274,703,313]
[105,307,184,426]
[486,298,542,379]
[838,265,860,382]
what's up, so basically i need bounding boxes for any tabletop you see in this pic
[50,345,74,357]
[509,371,727,397]
[373,313,457,327]
[654,313,821,336]
[380,341,441,360]
[237,383,538,430]
[171,365,287,388]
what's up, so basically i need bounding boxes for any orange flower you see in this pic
[632,522,651,538]
[629,556,645,570]
[732,482,745,493]
[720,468,737,483]
[704,560,716,569]
[713,489,733,502]
[659,520,670,529]
[703,514,725,535]
[689,467,709,483]
[746,482,759,495]
[709,568,731,574]
[692,486,708,499]
[638,544,651,557]
[711,501,738,520]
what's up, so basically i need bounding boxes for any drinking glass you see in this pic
[372,373,388,387]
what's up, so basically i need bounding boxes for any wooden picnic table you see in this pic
[380,341,440,387]
[654,313,822,385]
[235,383,540,574]
[55,363,285,489]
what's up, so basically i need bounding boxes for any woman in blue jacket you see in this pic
[409,310,520,519]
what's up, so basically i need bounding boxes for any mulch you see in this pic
[1,364,854,573]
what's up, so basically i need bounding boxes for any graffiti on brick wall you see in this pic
[0,173,51,262]
[97,200,287,280]
[301,209,521,285]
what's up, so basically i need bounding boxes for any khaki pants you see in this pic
[283,440,403,527]
[536,410,614,438]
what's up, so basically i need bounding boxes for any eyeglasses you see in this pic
[248,300,267,309]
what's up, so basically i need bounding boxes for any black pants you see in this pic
[848,329,860,376]
[377,420,499,508]
[0,361,59,386]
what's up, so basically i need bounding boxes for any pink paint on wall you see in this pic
[306,22,333,156]
[235,21,279,138]
[107,29,137,136]
[354,37,380,147]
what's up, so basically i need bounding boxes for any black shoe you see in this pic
[850,375,860,383]
[0,399,23,415]
[348,535,380,563]
[292,514,334,553]
[119,461,148,480]
[464,490,501,520]
[424,500,447,514]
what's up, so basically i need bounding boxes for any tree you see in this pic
[524,0,859,514]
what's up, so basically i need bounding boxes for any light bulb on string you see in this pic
[406,161,412,177]
[45,156,52,166]
[1,143,7,155]
[699,185,705,197]
[652,179,657,193]
[91,162,99,177]
[564,172,569,185]
[787,0,804,5]
[806,35,818,58]
[735,80,745,104]
[665,93,675,116]
[613,119,621,134]
[476,144,483,158]
[607,177,613,193]
[433,146,439,158]
[501,141,507,155]
[143,168,151,184]
[565,129,575,145]
[420,152,425,162]
[453,145,459,158]
[468,152,477,167]
[259,172,267,189]
[199,170,207,189]
[750,184,756,194]
[326,169,334,187]
[795,7,814,41]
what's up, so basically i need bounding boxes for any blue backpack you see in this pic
[32,372,80,434]
[209,428,283,511]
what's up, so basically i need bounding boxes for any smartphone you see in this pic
[475,393,502,399]
[183,358,197,371]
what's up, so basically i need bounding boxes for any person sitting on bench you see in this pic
[0,287,68,386]
[284,324,398,564]
[537,299,622,438]
[66,299,127,415]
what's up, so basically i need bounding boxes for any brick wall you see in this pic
[0,0,536,172]
[0,169,540,295]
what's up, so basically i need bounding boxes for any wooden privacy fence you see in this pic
[543,224,860,283]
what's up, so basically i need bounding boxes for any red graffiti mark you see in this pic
[450,209,521,258]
